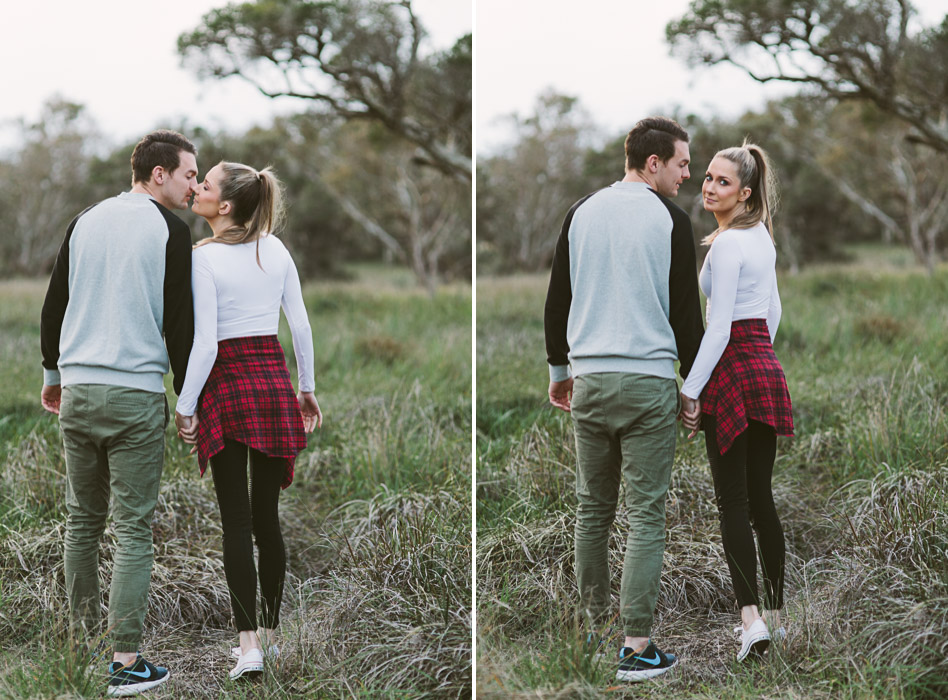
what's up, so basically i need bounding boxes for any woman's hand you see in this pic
[679,394,701,439]
[299,391,323,433]
[175,411,200,445]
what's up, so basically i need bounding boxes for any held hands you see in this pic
[679,394,701,438]
[175,411,199,449]
[41,384,62,415]
[299,391,323,433]
[548,378,573,413]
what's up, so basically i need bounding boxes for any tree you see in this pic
[178,0,471,180]
[0,98,101,275]
[667,0,948,153]
[790,99,948,272]
[477,91,599,273]
[315,119,471,293]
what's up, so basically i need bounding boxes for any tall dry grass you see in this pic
[0,274,471,698]
[477,261,948,698]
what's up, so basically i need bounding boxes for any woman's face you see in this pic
[702,156,750,219]
[191,163,227,221]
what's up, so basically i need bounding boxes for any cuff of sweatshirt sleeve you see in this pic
[44,368,61,386]
[549,364,571,383]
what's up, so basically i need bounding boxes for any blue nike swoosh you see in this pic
[636,652,662,666]
[118,668,153,679]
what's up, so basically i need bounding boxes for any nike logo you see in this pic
[636,652,662,666]
[117,667,152,679]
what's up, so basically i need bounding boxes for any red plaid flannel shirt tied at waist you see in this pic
[699,318,793,455]
[195,335,308,488]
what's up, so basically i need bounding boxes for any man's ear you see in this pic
[151,166,165,185]
[647,154,660,173]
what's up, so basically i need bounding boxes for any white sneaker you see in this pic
[736,618,771,662]
[231,644,279,659]
[229,648,264,679]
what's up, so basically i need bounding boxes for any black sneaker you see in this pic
[106,655,170,697]
[615,641,678,682]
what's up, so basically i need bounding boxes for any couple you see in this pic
[40,130,322,696]
[544,117,793,681]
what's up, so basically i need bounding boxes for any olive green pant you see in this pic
[59,385,168,653]
[571,372,679,638]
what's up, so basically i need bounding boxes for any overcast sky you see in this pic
[0,0,472,151]
[475,0,947,154]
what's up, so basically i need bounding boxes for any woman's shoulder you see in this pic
[258,233,289,254]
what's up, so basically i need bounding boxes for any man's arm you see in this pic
[40,214,82,388]
[667,205,705,380]
[161,216,194,396]
[545,195,594,386]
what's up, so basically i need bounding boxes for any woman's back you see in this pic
[194,234,296,340]
[176,233,313,417]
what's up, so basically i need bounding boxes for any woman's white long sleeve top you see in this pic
[680,222,781,400]
[176,234,315,416]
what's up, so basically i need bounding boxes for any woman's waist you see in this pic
[213,334,286,362]
[724,317,771,340]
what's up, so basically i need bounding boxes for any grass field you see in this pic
[0,268,472,698]
[476,254,948,698]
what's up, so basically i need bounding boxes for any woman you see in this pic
[174,161,322,680]
[680,142,793,662]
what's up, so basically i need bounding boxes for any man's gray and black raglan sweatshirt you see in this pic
[544,181,704,382]
[41,192,194,395]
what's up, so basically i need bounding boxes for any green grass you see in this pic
[0,271,472,698]
[476,260,948,698]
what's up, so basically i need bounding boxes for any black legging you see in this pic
[210,439,286,631]
[703,416,785,610]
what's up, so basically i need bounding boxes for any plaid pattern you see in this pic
[195,335,307,488]
[700,319,793,455]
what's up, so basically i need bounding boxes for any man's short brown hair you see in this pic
[624,117,689,172]
[130,130,197,184]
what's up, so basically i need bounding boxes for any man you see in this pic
[40,130,197,697]
[544,116,704,682]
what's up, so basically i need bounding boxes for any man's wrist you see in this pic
[549,364,571,383]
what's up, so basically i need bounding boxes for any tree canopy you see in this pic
[667,0,948,152]
[178,0,471,180]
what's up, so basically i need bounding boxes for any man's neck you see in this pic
[130,182,164,207]
[622,169,656,189]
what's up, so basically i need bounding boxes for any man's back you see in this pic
[545,181,703,382]
[41,192,193,395]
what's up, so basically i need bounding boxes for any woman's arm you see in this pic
[280,252,315,393]
[767,273,781,343]
[680,234,743,400]
[175,250,219,417]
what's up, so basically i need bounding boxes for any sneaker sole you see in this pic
[737,634,770,662]
[107,671,170,697]
[616,659,677,682]
[229,662,264,680]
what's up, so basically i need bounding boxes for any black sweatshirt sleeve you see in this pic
[665,201,705,379]
[154,203,194,396]
[41,208,92,376]
[544,195,594,369]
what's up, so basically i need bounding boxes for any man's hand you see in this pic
[548,378,574,413]
[175,411,199,445]
[680,394,701,438]
[41,384,62,415]
[299,391,323,433]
